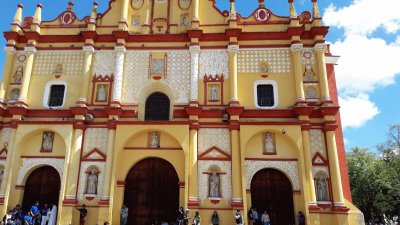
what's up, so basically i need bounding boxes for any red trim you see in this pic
[204,75,224,106]
[15,185,25,190]
[20,156,64,159]
[91,75,114,106]
[198,146,231,160]
[245,158,298,161]
[312,152,328,166]
[0,148,7,160]
[124,147,183,151]
[82,148,106,161]
[117,180,125,187]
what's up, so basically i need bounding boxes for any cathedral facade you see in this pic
[0,0,364,224]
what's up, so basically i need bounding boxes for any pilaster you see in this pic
[77,46,95,106]
[314,43,331,102]
[0,47,17,102]
[291,43,306,102]
[228,45,239,106]
[17,46,37,105]
[111,46,126,107]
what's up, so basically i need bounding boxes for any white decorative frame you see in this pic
[245,160,300,190]
[254,80,279,109]
[77,161,106,201]
[17,158,64,185]
[42,80,67,108]
[198,161,232,202]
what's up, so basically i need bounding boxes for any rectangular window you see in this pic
[48,85,65,107]
[257,84,274,107]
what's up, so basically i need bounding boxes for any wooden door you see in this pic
[22,166,61,211]
[250,169,295,225]
[124,158,179,225]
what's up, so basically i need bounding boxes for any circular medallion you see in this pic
[18,55,26,62]
[60,11,76,25]
[131,0,144,10]
[305,64,312,70]
[254,8,270,22]
[303,51,312,59]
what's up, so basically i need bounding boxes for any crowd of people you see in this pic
[1,202,57,225]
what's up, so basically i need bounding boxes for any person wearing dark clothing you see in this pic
[297,211,306,225]
[177,207,185,225]
[77,204,88,225]
[211,211,219,225]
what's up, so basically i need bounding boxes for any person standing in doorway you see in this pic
[40,203,49,225]
[120,204,128,225]
[47,204,57,225]
[251,208,259,225]
[261,211,270,225]
[192,211,201,225]
[77,204,88,225]
[211,211,219,225]
[183,209,190,225]
[177,207,184,225]
[297,211,305,225]
[247,208,254,225]
[235,210,243,225]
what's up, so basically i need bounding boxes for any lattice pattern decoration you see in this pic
[313,166,330,177]
[165,51,191,104]
[17,158,64,185]
[0,128,12,146]
[198,128,231,154]
[198,161,232,202]
[245,160,300,190]
[83,128,109,155]
[309,129,327,157]
[93,50,116,76]
[122,51,150,103]
[238,49,291,73]
[199,51,229,79]
[32,51,84,76]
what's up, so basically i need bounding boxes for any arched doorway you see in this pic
[250,168,295,225]
[124,158,179,225]
[22,166,61,211]
[145,92,170,121]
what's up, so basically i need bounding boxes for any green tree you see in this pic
[347,147,393,222]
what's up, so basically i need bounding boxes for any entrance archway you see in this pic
[250,168,295,225]
[22,166,61,211]
[124,158,179,225]
[145,92,170,121]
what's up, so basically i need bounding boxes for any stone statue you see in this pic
[10,88,20,101]
[97,84,107,102]
[316,176,329,201]
[264,132,275,153]
[209,171,220,197]
[42,132,55,151]
[210,85,218,101]
[150,131,159,148]
[86,169,98,194]
[13,66,23,84]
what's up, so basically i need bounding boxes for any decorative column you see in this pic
[189,46,200,105]
[78,46,95,104]
[111,46,126,106]
[228,45,239,105]
[64,122,85,203]
[291,43,305,102]
[0,47,16,102]
[325,128,348,211]
[119,0,129,30]
[301,129,318,208]
[314,43,330,101]
[227,107,244,208]
[18,46,37,104]
[97,122,116,224]
[0,126,17,215]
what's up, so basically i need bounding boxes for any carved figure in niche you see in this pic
[86,169,98,194]
[304,64,315,81]
[10,88,20,101]
[152,60,164,74]
[306,87,317,99]
[210,84,218,101]
[316,176,329,201]
[41,131,55,151]
[132,17,140,26]
[149,131,160,148]
[264,132,275,153]
[13,66,24,84]
[181,16,189,26]
[54,64,63,73]
[0,170,3,187]
[209,171,220,197]
[260,63,269,73]
[97,84,108,102]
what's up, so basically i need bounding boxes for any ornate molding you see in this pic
[82,46,95,54]
[198,161,232,202]
[290,43,303,52]
[227,45,239,53]
[17,158,64,185]
[245,160,300,190]
[3,47,16,54]
[24,46,37,55]
[313,43,327,53]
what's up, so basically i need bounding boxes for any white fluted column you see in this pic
[189,46,200,104]
[112,46,126,105]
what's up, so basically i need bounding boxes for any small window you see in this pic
[48,85,65,107]
[254,80,278,109]
[257,85,274,107]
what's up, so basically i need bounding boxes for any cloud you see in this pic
[339,95,379,129]
[322,0,400,129]
[324,0,400,35]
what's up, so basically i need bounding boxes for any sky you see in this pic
[1,0,399,152]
